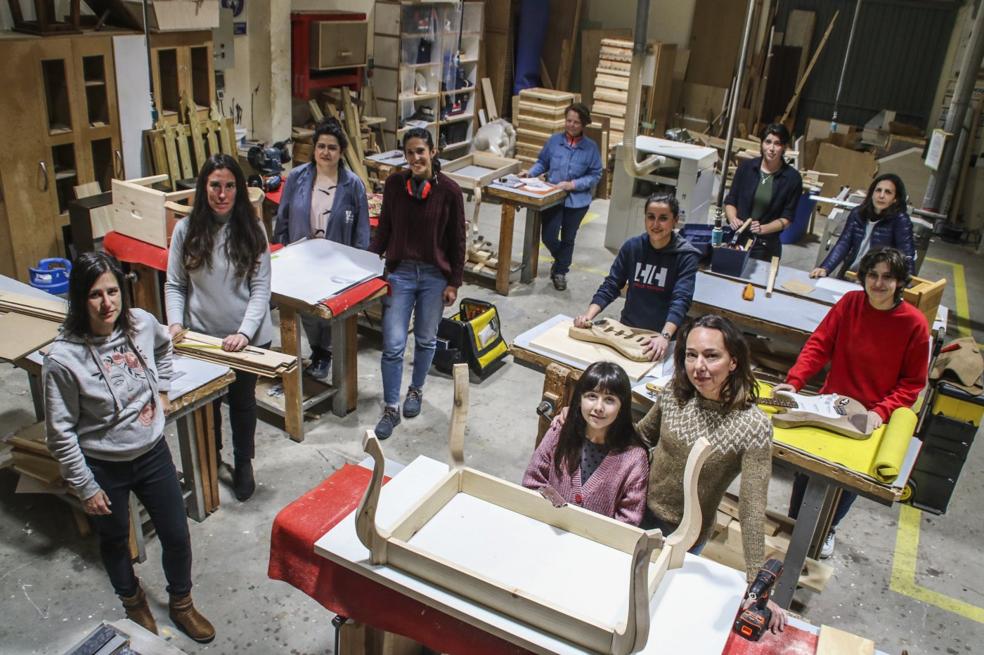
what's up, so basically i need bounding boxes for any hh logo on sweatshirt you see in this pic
[634,263,669,289]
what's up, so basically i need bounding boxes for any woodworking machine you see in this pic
[605,136,718,249]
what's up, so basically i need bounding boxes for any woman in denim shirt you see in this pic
[274,118,370,380]
[524,102,603,291]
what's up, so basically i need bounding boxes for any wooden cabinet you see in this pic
[0,32,124,282]
[148,31,215,125]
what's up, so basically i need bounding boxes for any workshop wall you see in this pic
[774,0,959,135]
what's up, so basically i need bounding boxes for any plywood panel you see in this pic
[686,0,745,88]
[529,319,657,380]
[816,625,874,655]
[813,143,877,197]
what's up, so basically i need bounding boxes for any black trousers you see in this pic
[86,438,192,598]
[211,341,269,461]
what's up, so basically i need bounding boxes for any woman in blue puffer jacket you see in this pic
[811,173,915,278]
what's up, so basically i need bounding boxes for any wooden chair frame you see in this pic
[355,363,711,655]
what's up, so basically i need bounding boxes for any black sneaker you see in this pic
[551,273,567,291]
[374,406,401,440]
[403,386,423,418]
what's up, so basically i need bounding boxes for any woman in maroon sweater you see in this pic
[369,128,466,439]
[777,247,929,557]
[523,361,649,525]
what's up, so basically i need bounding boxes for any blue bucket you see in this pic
[29,258,72,296]
[780,192,817,245]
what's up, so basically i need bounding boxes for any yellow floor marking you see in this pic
[925,257,974,340]
[890,258,983,622]
[891,505,984,623]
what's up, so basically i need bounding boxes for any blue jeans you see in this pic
[381,261,447,407]
[541,204,590,276]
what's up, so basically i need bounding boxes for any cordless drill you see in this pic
[733,558,784,641]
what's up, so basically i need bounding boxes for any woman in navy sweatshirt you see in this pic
[574,192,699,361]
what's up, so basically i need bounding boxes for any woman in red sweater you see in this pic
[369,128,466,439]
[776,247,929,557]
[523,361,649,525]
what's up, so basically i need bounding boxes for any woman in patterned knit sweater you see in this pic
[523,362,649,525]
[639,314,785,631]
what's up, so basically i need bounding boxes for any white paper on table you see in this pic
[168,355,230,402]
[814,276,860,301]
[271,239,384,305]
[520,177,552,190]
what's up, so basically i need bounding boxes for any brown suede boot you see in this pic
[120,586,158,635]
[168,593,215,643]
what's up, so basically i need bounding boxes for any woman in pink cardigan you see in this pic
[522,361,649,525]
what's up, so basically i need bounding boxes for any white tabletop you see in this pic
[314,455,746,655]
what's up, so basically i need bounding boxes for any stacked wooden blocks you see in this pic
[591,38,632,147]
[513,87,576,167]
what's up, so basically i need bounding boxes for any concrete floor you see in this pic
[1,197,982,654]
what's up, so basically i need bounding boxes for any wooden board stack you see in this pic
[591,38,632,147]
[512,87,576,167]
[175,331,298,378]
[8,422,64,488]
[0,291,67,322]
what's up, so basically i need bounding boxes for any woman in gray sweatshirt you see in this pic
[43,252,214,642]
[165,154,272,502]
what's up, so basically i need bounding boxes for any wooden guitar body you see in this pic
[568,318,658,362]
[759,391,874,439]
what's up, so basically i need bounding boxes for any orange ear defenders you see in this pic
[406,176,433,200]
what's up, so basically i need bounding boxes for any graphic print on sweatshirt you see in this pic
[100,346,155,426]
[633,262,670,290]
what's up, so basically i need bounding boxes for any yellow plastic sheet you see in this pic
[758,383,916,483]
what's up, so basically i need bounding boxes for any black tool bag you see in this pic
[434,298,509,379]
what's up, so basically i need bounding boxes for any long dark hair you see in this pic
[183,154,266,279]
[554,361,643,478]
[671,314,758,412]
[859,173,907,222]
[401,127,441,174]
[312,117,348,169]
[64,252,134,338]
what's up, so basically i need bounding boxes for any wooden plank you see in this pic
[686,0,746,88]
[595,74,630,91]
[645,43,676,135]
[183,93,207,173]
[481,77,498,120]
[0,313,61,360]
[816,625,874,655]
[592,101,627,118]
[594,89,628,104]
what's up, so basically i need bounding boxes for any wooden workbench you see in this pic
[479,183,567,295]
[270,460,870,655]
[267,277,388,441]
[511,315,922,610]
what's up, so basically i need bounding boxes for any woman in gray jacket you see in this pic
[274,117,370,380]
[44,252,214,642]
[166,154,273,501]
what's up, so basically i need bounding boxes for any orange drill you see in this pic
[734,558,784,641]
